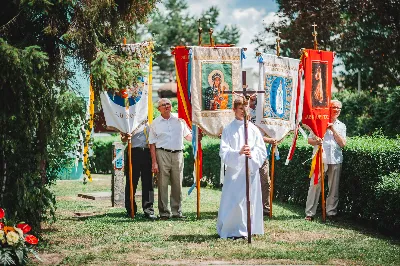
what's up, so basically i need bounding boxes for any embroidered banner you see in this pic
[190,46,241,136]
[301,49,334,184]
[256,54,300,141]
[301,49,334,138]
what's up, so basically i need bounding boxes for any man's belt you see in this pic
[157,147,182,153]
[132,147,149,151]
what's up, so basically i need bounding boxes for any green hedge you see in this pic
[90,136,119,174]
[92,134,400,233]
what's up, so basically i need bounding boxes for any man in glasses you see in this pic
[148,98,192,220]
[305,100,347,221]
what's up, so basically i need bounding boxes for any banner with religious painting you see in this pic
[301,49,334,138]
[190,46,242,136]
[301,49,334,184]
[255,54,300,141]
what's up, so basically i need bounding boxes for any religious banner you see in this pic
[100,80,148,134]
[190,46,242,136]
[255,54,300,141]
[301,49,334,184]
[100,42,153,134]
[173,46,192,128]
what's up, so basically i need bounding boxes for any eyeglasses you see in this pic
[160,103,171,107]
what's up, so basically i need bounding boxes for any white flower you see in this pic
[14,227,24,238]
[0,230,5,244]
[6,231,20,246]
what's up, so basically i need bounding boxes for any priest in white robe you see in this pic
[217,98,268,239]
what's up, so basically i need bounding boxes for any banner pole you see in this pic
[196,130,200,219]
[128,139,135,218]
[269,145,276,219]
[320,145,326,222]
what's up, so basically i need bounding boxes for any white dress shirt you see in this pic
[309,119,346,164]
[148,115,191,151]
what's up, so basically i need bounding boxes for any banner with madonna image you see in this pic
[190,46,242,136]
[255,54,300,141]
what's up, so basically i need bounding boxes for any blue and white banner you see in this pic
[256,54,300,141]
[100,80,148,134]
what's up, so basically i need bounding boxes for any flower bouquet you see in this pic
[0,208,40,265]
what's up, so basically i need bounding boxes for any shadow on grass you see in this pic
[274,200,400,244]
[166,233,220,243]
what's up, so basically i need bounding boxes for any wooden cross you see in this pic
[276,30,281,56]
[197,19,203,46]
[225,71,265,244]
[208,19,214,47]
[312,22,318,50]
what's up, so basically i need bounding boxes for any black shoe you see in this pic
[171,215,186,219]
[158,216,170,220]
[144,213,157,220]
[327,215,337,221]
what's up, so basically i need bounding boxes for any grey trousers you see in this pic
[259,159,271,214]
[156,149,184,217]
[305,163,342,217]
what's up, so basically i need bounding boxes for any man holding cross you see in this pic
[217,98,267,239]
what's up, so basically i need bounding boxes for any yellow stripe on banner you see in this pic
[148,50,153,124]
[83,76,94,182]
[308,151,318,179]
[174,59,191,127]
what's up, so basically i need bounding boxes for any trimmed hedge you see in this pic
[92,134,400,233]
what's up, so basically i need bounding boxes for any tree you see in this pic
[0,0,158,230]
[252,0,400,93]
[148,0,241,76]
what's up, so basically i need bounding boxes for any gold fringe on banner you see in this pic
[83,76,95,182]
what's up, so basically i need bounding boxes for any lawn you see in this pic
[36,174,400,265]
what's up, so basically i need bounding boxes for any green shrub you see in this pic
[91,132,400,233]
[334,87,400,137]
[90,136,119,174]
[375,172,400,232]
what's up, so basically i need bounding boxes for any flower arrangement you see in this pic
[0,208,40,265]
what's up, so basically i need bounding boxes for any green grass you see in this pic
[36,174,400,265]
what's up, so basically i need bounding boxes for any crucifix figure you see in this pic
[221,71,265,244]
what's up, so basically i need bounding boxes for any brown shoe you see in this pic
[159,216,169,220]
[305,216,314,221]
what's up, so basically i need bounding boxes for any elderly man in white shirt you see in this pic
[148,98,192,220]
[305,99,347,221]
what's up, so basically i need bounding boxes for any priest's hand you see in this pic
[152,162,159,174]
[239,145,252,158]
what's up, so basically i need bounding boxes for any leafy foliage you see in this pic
[334,87,400,137]
[148,0,241,74]
[0,0,157,231]
[252,0,400,93]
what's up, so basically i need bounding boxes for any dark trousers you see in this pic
[125,147,154,216]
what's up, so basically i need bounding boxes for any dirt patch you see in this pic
[35,252,64,265]
[270,231,334,243]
